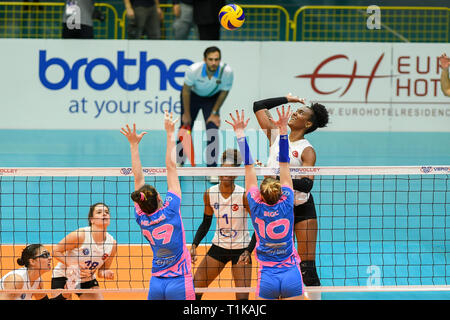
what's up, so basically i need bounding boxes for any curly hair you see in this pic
[306,103,329,134]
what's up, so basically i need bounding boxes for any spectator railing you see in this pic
[0,2,448,42]
[0,1,119,39]
[120,4,290,41]
[292,5,450,42]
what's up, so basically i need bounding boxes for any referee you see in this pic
[177,46,234,179]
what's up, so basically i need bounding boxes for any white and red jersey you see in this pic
[208,184,251,249]
[52,226,115,287]
[0,267,41,300]
[266,134,314,205]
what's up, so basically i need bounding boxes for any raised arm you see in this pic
[225,110,257,192]
[269,106,293,189]
[253,93,305,144]
[120,124,147,191]
[164,111,181,196]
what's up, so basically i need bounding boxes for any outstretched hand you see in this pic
[164,110,178,134]
[439,53,450,69]
[286,92,306,104]
[225,109,249,138]
[269,105,292,134]
[120,123,147,145]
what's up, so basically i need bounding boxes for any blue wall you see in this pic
[0,130,448,167]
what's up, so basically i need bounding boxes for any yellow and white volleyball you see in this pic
[218,4,245,30]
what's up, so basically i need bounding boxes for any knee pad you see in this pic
[300,260,321,286]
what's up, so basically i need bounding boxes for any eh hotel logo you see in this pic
[39,50,193,91]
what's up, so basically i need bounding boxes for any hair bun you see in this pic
[130,191,141,203]
[17,258,25,266]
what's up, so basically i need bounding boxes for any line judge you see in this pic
[176,46,234,181]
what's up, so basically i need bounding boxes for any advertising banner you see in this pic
[0,39,448,131]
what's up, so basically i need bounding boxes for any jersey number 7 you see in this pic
[142,224,174,245]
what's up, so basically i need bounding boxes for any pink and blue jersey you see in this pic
[246,185,300,268]
[134,191,192,278]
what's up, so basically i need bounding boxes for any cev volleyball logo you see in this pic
[82,248,90,255]
[120,168,132,175]
[420,166,433,173]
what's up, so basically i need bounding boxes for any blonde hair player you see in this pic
[226,107,305,300]
[120,111,195,300]
[51,203,117,300]
[253,93,329,299]
[190,148,254,300]
[0,244,52,300]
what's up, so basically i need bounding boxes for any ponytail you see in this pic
[131,185,159,215]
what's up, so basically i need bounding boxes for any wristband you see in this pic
[278,134,290,163]
[237,137,254,165]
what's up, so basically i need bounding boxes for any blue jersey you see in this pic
[247,185,300,268]
[134,191,192,277]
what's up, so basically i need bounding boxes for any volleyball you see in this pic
[218,4,245,30]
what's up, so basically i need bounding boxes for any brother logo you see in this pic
[38,50,193,91]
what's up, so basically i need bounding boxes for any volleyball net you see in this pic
[0,166,449,298]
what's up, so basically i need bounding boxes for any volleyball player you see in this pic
[120,112,195,300]
[51,202,117,300]
[253,94,328,293]
[0,244,52,300]
[190,148,253,300]
[226,107,304,300]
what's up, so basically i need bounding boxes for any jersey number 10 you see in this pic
[254,217,290,240]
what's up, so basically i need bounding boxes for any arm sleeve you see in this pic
[246,232,256,253]
[292,177,314,193]
[253,97,288,113]
[192,214,213,247]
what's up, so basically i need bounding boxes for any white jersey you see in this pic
[208,184,250,249]
[266,134,314,205]
[52,226,115,288]
[0,267,41,300]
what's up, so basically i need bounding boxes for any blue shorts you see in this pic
[148,274,195,300]
[256,264,303,299]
